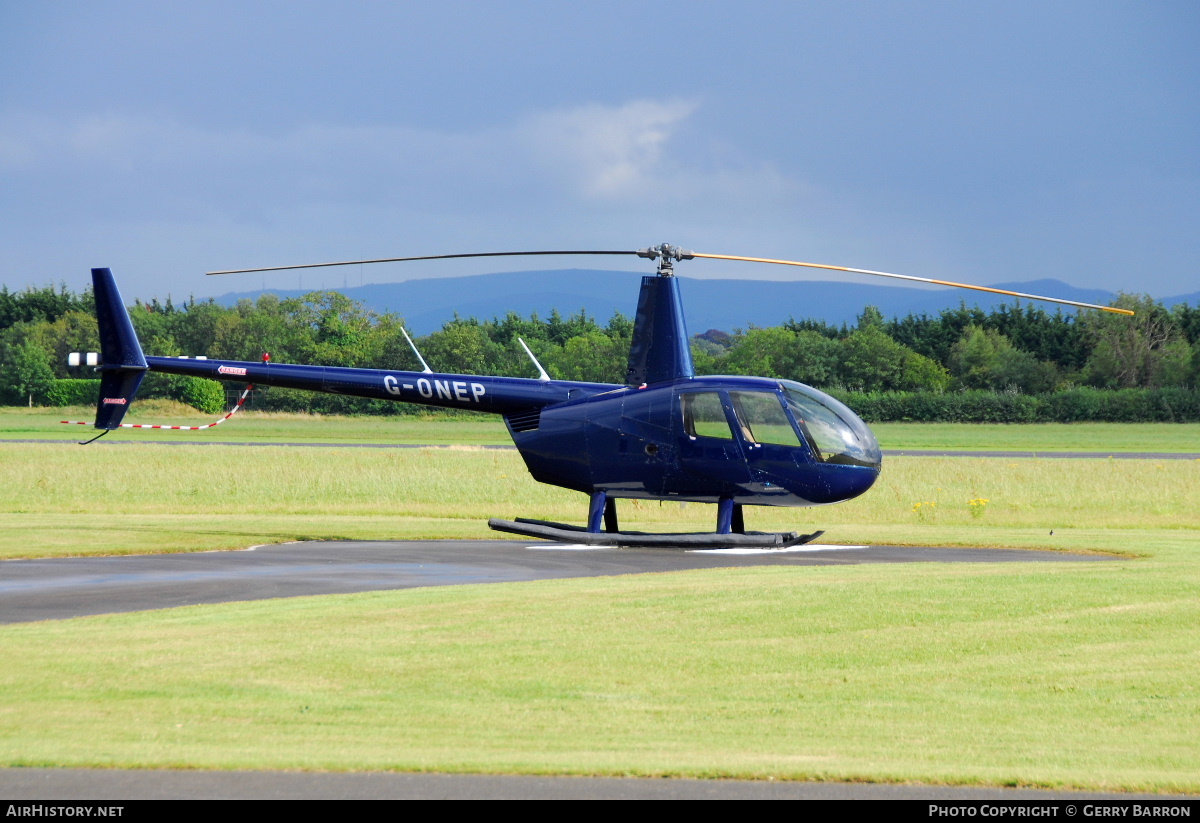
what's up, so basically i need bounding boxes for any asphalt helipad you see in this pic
[0,539,1119,624]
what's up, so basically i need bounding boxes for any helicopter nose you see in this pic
[841,463,881,501]
[809,459,881,504]
[765,456,881,505]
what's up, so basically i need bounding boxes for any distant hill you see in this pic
[215,269,1200,336]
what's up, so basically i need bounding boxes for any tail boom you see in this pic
[144,356,617,416]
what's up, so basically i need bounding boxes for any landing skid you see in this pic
[488,517,825,549]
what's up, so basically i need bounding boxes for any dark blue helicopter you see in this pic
[77,244,1130,548]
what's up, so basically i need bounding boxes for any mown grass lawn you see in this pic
[4,403,1199,452]
[2,413,1198,791]
[2,438,1197,558]
[2,550,1198,791]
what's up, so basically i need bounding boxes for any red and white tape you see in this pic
[62,385,255,430]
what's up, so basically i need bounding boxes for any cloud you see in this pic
[1,98,795,211]
[0,100,841,296]
[516,99,697,198]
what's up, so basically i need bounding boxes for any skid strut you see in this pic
[488,517,824,549]
[492,492,822,548]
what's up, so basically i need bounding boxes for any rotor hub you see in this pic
[636,243,694,276]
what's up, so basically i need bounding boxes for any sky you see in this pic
[1,1,1197,304]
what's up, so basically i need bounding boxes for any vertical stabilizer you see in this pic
[625,275,694,386]
[91,268,148,429]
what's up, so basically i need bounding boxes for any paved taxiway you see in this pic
[1,540,1118,624]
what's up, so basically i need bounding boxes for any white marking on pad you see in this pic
[690,544,868,555]
[526,544,615,551]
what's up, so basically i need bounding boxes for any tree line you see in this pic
[2,283,1198,416]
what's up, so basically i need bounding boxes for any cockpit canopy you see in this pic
[680,380,881,470]
[776,380,881,468]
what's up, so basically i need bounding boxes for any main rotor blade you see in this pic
[692,252,1135,316]
[209,245,1134,317]
[206,250,639,275]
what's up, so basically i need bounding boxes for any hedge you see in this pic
[829,387,1200,423]
[43,379,101,407]
[251,386,486,418]
[38,377,224,414]
[23,382,1200,423]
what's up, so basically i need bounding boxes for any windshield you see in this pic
[778,380,882,468]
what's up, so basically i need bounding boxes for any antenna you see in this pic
[400,327,433,374]
[518,337,552,382]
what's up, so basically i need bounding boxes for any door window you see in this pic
[728,391,802,446]
[680,392,734,440]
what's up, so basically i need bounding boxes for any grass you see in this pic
[2,555,1199,790]
[2,442,1197,558]
[4,403,1200,452]
[0,402,509,446]
[875,421,1200,453]
[3,411,1199,790]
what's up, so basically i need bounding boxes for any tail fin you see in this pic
[624,274,694,386]
[91,267,147,429]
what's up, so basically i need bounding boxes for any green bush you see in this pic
[136,371,173,401]
[168,376,226,415]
